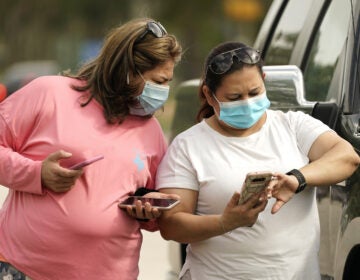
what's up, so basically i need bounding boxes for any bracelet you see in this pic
[136,218,150,222]
[134,187,158,196]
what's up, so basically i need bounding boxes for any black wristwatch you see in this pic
[286,169,307,193]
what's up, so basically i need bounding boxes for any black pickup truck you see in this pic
[170,0,360,279]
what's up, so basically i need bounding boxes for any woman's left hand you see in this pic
[268,172,299,214]
[124,192,180,221]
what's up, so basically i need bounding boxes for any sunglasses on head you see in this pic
[135,21,167,43]
[208,47,261,75]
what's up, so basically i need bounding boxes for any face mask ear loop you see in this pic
[211,93,222,119]
[136,71,147,91]
[137,70,146,82]
[212,94,221,105]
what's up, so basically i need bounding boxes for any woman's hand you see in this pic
[268,172,298,214]
[124,192,181,221]
[41,150,83,193]
[220,191,268,232]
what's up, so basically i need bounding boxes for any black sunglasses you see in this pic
[135,21,167,43]
[208,47,261,74]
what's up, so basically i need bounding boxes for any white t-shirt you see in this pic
[156,110,331,280]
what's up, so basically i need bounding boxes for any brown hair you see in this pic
[196,41,263,122]
[65,18,182,124]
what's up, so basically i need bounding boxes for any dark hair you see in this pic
[64,18,182,124]
[196,41,264,121]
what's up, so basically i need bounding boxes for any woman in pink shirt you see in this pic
[0,18,182,280]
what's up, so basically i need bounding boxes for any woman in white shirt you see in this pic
[155,41,360,280]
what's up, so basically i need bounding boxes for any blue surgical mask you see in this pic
[129,81,169,116]
[214,91,270,129]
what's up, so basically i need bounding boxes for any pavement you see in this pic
[139,231,181,280]
[0,186,7,206]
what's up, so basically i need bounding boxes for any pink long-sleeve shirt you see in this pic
[0,76,167,279]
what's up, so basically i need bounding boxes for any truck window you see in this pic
[303,0,351,101]
[265,0,313,65]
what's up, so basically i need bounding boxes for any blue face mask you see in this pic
[129,81,169,116]
[215,91,270,129]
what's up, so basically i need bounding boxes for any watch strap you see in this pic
[286,169,307,193]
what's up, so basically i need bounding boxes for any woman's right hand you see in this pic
[220,191,267,232]
[41,150,83,193]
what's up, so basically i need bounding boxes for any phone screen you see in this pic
[118,196,180,210]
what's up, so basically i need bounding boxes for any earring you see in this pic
[126,73,130,85]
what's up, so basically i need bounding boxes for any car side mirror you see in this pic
[263,65,316,114]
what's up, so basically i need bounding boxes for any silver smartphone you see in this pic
[238,171,273,204]
[118,196,180,210]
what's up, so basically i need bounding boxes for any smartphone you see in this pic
[118,196,180,210]
[69,155,104,170]
[238,171,273,204]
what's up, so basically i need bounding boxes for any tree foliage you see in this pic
[0,0,272,82]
